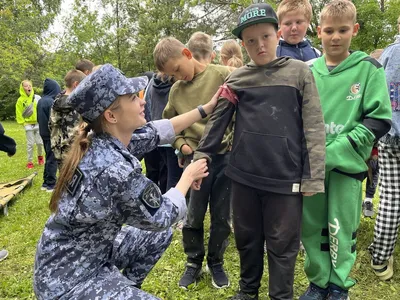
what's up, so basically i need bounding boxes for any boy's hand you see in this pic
[181,144,193,155]
[302,192,316,197]
[178,156,185,168]
[191,178,203,190]
[203,86,223,115]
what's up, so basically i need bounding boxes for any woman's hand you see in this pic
[175,159,209,195]
[183,159,209,182]
[203,86,223,115]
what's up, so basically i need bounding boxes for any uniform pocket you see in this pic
[231,131,299,180]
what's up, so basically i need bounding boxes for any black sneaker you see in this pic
[208,263,230,288]
[178,263,202,290]
[299,283,329,300]
[229,290,259,300]
[327,284,349,300]
[362,200,374,218]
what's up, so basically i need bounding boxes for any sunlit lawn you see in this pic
[0,121,399,299]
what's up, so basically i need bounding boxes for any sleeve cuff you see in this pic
[301,179,325,193]
[193,151,212,163]
[173,138,188,152]
[152,119,175,145]
[164,188,187,221]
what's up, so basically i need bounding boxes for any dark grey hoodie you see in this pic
[144,74,173,122]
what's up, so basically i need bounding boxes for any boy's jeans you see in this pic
[182,153,231,266]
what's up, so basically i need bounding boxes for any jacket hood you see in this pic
[151,74,172,96]
[279,38,312,48]
[43,78,61,98]
[312,51,368,76]
[247,56,291,69]
[18,81,34,98]
[52,93,74,112]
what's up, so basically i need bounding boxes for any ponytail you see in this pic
[49,123,92,212]
[227,55,243,68]
[220,39,244,68]
[49,97,123,213]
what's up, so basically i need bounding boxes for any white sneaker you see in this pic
[0,249,9,262]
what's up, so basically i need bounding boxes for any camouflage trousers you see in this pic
[62,226,172,300]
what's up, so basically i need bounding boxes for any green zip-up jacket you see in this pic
[311,51,392,177]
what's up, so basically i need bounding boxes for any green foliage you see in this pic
[1,0,400,120]
[1,122,400,299]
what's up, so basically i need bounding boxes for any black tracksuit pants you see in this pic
[182,153,231,267]
[231,180,302,300]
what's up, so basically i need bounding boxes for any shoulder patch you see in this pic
[140,182,162,216]
[362,56,382,69]
[67,168,84,196]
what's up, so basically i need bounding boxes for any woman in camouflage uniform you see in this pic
[34,64,218,300]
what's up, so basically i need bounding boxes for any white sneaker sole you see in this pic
[205,265,230,289]
[371,256,394,281]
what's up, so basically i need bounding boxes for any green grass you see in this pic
[0,120,399,300]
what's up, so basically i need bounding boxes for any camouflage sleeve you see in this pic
[300,69,326,193]
[129,120,174,156]
[111,164,184,231]
[49,108,61,141]
[193,97,236,162]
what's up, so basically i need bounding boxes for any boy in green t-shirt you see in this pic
[153,34,233,290]
[300,1,392,299]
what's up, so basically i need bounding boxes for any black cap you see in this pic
[232,3,278,39]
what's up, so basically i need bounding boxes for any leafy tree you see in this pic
[0,0,62,120]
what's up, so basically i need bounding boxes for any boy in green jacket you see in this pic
[300,1,392,300]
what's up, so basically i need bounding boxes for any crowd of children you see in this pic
[2,0,399,299]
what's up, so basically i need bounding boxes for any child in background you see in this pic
[301,1,392,299]
[368,16,400,281]
[15,80,44,169]
[37,78,61,192]
[276,0,321,62]
[220,39,244,68]
[75,59,94,75]
[144,73,182,191]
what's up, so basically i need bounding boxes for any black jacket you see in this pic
[37,79,61,139]
[0,122,16,156]
[195,57,326,194]
[145,74,172,122]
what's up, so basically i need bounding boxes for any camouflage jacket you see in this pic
[49,93,81,161]
[34,120,185,299]
[194,57,326,194]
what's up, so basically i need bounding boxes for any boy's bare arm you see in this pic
[301,69,326,194]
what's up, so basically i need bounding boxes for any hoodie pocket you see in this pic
[231,131,299,180]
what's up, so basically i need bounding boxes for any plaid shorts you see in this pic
[368,141,400,264]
